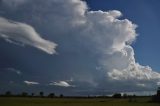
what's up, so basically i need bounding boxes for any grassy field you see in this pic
[0,97,159,106]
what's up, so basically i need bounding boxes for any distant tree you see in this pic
[21,92,28,97]
[128,95,137,102]
[129,96,133,102]
[152,87,160,102]
[123,93,128,98]
[48,93,55,98]
[31,93,34,97]
[39,91,44,97]
[60,94,64,98]
[112,93,121,98]
[5,91,12,97]
[157,87,160,96]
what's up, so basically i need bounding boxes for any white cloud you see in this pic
[77,4,160,82]
[24,80,39,85]
[108,63,160,80]
[49,81,74,87]
[0,17,57,54]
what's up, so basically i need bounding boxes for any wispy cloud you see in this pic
[24,80,39,85]
[49,81,75,87]
[0,17,57,54]
[5,68,22,75]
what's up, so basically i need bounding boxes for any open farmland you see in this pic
[0,97,159,106]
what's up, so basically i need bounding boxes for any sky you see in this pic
[0,0,160,96]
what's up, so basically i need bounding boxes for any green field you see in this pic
[0,97,159,106]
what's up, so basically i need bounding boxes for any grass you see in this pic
[0,97,159,106]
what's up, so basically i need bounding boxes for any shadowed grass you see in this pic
[0,97,159,106]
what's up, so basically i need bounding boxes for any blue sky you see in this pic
[0,0,160,96]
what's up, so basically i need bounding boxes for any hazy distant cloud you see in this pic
[24,80,39,85]
[5,68,22,75]
[121,91,156,96]
[49,81,75,87]
[137,83,146,87]
[157,82,160,86]
[0,17,57,54]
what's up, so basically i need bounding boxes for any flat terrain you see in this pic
[0,97,159,106]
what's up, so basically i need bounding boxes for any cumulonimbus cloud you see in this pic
[0,17,57,54]
[44,0,160,81]
[1,0,160,92]
[41,0,160,87]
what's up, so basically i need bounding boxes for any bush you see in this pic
[112,93,122,98]
[48,93,55,98]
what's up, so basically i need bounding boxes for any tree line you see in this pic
[0,91,63,98]
[0,89,160,103]
[0,91,140,99]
